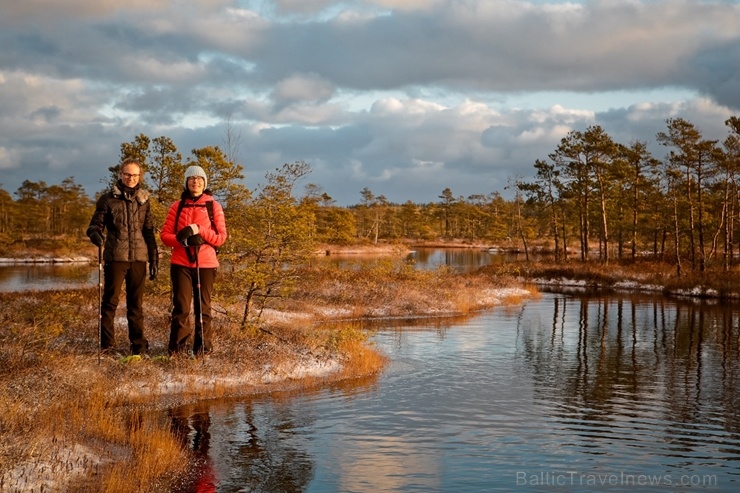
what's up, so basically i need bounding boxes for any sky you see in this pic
[1,0,739,205]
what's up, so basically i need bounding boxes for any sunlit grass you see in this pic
[507,258,740,299]
[337,333,388,378]
[290,256,526,319]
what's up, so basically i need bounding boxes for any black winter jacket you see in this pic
[87,181,158,264]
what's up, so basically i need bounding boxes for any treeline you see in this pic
[0,177,92,238]
[519,116,740,274]
[3,115,740,278]
[0,133,528,248]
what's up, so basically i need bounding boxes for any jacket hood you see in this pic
[180,189,213,201]
[113,182,150,204]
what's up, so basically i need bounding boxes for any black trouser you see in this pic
[169,264,217,355]
[101,261,148,354]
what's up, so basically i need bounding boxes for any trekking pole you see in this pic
[97,245,102,365]
[194,245,204,362]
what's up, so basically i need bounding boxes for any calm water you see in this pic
[0,247,506,292]
[0,262,97,292]
[171,291,740,492]
[408,247,531,272]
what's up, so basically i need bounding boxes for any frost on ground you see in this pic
[1,442,109,493]
[529,277,740,300]
[530,276,663,291]
[115,353,342,398]
[477,287,533,305]
[308,286,535,319]
[0,256,89,264]
[1,353,343,493]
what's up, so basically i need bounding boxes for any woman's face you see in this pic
[187,175,205,196]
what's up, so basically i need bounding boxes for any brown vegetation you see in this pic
[483,256,740,299]
[0,258,534,492]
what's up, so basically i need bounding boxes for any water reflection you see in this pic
[408,247,494,272]
[516,292,740,489]
[171,374,382,493]
[170,293,740,492]
[313,247,522,273]
[0,262,96,292]
[521,293,740,432]
[170,403,217,492]
[170,399,314,493]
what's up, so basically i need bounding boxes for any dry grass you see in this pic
[290,257,528,320]
[0,300,188,492]
[488,257,740,299]
[0,259,534,491]
[4,236,96,259]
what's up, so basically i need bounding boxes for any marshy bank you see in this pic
[492,258,740,300]
[0,259,534,492]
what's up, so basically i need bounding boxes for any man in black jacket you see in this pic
[87,158,158,356]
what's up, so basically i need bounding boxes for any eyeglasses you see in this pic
[122,173,140,179]
[187,176,205,182]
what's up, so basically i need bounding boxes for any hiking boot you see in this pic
[100,348,125,359]
[130,341,149,356]
[193,345,211,357]
[119,354,143,364]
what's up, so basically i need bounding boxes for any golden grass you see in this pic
[0,259,535,491]
[500,258,740,299]
[98,413,185,493]
[290,257,526,319]
[339,338,389,378]
[0,335,188,492]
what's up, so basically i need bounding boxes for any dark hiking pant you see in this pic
[169,264,217,355]
[101,261,149,354]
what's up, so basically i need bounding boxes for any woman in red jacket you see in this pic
[160,165,227,356]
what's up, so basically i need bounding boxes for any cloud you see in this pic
[272,73,336,106]
[273,0,339,15]
[242,1,740,100]
[0,0,171,24]
[0,0,738,204]
[0,146,15,171]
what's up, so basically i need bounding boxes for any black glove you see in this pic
[88,229,104,247]
[149,262,158,281]
[175,224,200,243]
[185,234,205,247]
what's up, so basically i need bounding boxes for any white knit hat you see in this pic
[184,165,207,190]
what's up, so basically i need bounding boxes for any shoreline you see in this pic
[314,240,530,255]
[530,277,740,302]
[1,242,530,263]
[0,256,91,264]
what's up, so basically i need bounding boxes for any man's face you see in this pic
[121,164,141,187]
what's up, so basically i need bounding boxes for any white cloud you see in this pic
[274,0,338,15]
[366,0,440,10]
[272,73,336,105]
[0,147,15,171]
[0,0,171,24]
[273,102,343,124]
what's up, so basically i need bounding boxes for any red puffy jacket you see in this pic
[160,191,227,268]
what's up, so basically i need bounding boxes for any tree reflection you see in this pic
[169,398,315,493]
[168,365,383,493]
[519,292,740,451]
